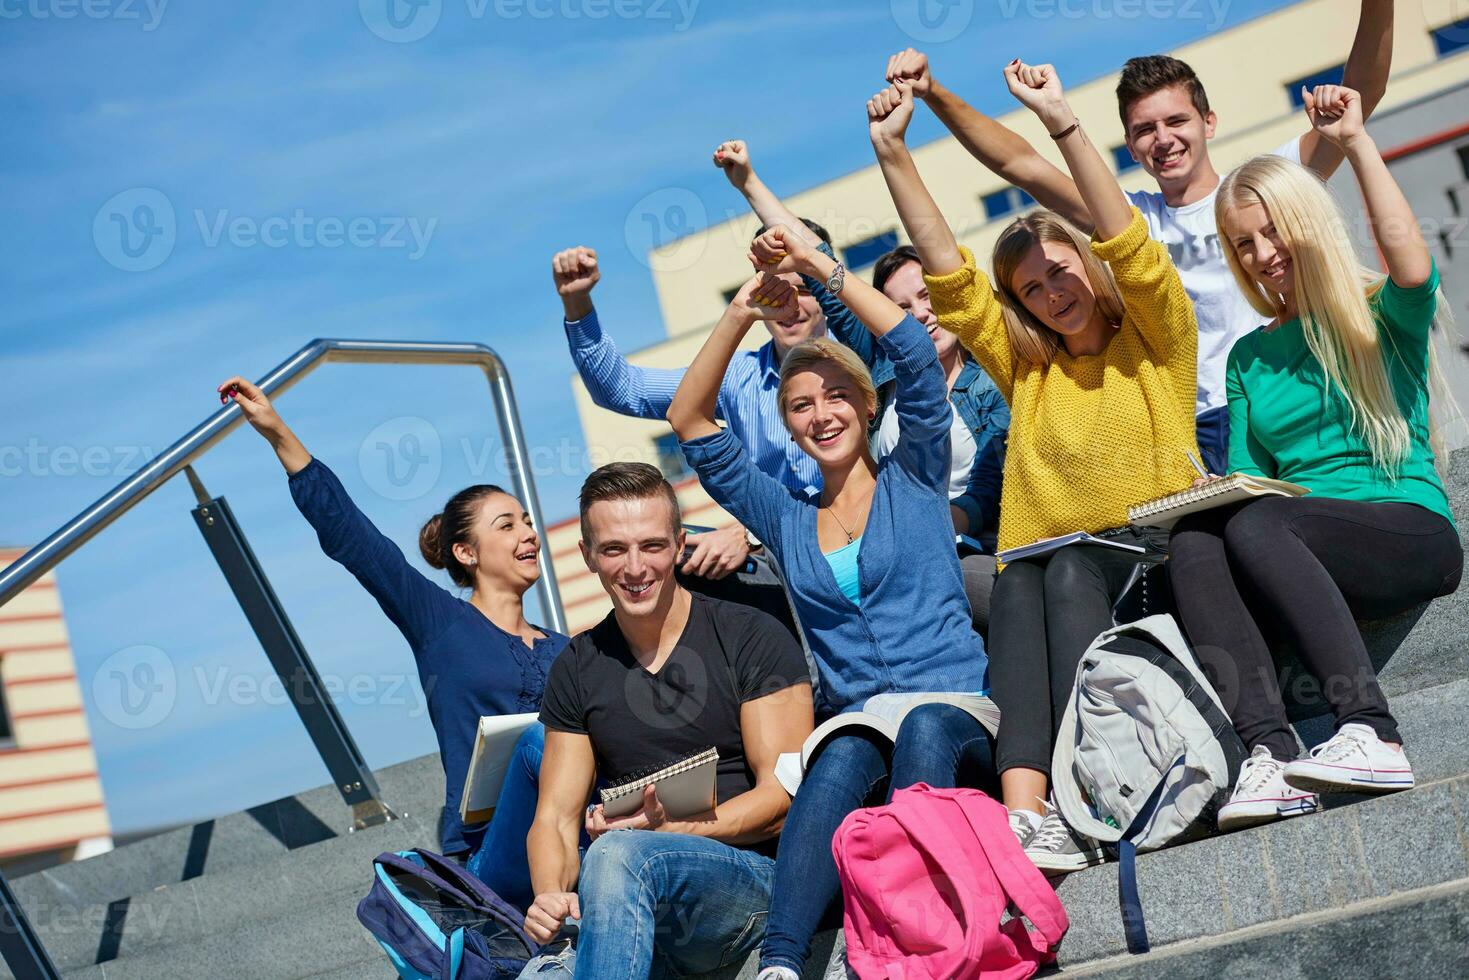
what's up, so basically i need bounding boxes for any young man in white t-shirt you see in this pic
[884,0,1394,471]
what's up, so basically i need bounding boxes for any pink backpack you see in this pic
[832,784,1069,980]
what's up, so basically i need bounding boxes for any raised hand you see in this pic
[885,48,932,99]
[712,139,753,190]
[552,246,600,320]
[733,271,800,323]
[1004,60,1070,130]
[868,82,916,148]
[748,224,819,277]
[217,376,284,438]
[217,375,311,473]
[1303,84,1365,147]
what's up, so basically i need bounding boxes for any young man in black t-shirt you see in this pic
[518,463,813,980]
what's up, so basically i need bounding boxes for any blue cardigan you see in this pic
[680,314,990,716]
[289,459,568,854]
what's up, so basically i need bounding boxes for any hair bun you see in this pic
[418,513,447,569]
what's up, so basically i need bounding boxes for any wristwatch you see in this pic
[825,262,846,295]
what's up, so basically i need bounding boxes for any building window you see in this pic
[1433,18,1469,57]
[0,678,14,748]
[653,432,691,481]
[1285,64,1345,108]
[843,230,899,270]
[721,284,742,305]
[1112,144,1141,174]
[981,187,1036,221]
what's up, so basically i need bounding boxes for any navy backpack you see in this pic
[357,848,541,979]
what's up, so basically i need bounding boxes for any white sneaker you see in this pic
[1283,723,1415,795]
[1217,745,1320,831]
[757,969,799,980]
[1024,801,1105,876]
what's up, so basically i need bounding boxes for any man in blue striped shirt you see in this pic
[553,243,830,582]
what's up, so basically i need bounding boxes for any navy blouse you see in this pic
[289,459,568,853]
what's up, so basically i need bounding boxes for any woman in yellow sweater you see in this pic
[867,62,1200,873]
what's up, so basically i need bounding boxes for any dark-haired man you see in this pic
[884,0,1394,471]
[518,462,812,979]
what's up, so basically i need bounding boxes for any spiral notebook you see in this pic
[599,746,719,819]
[1129,475,1309,530]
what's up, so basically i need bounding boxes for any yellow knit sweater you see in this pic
[925,209,1201,555]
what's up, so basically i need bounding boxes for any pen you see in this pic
[1185,449,1210,480]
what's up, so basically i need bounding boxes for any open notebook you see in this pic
[1129,475,1309,530]
[599,746,719,819]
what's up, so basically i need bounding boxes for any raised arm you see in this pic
[1004,61,1132,241]
[1299,1,1394,177]
[749,226,908,339]
[553,247,710,421]
[1308,86,1431,289]
[714,140,879,369]
[887,48,1091,231]
[867,81,964,277]
[217,376,457,651]
[523,728,596,945]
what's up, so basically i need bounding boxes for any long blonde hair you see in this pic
[990,210,1127,366]
[1216,154,1458,473]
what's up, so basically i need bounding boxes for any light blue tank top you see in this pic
[823,537,863,607]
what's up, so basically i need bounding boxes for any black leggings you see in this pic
[1169,496,1462,760]
[987,529,1166,776]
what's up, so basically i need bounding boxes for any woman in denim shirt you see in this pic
[668,231,995,979]
[216,375,567,911]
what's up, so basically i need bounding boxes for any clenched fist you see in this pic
[552,246,600,321]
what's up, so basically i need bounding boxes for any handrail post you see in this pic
[0,869,60,980]
[187,471,395,831]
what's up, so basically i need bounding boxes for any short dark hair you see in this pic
[871,245,922,296]
[578,462,682,543]
[1116,56,1211,133]
[753,217,832,246]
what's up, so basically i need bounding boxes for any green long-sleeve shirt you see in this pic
[1225,262,1454,525]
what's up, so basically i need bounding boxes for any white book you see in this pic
[774,693,1001,796]
[459,712,540,824]
[600,746,720,819]
[996,531,1146,565]
[1128,475,1309,530]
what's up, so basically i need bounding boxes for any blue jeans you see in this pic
[759,703,998,973]
[516,830,776,980]
[1195,406,1229,477]
[465,722,545,912]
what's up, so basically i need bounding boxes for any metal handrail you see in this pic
[0,338,567,633]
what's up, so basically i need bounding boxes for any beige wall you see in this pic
[0,549,112,866]
[568,0,1469,479]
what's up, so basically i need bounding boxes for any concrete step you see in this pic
[12,751,446,914]
[1060,876,1469,979]
[697,676,1469,979]
[5,808,437,976]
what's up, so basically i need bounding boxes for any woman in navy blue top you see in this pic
[216,375,567,910]
[667,228,996,977]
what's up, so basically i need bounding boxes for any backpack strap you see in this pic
[951,791,1069,951]
[440,927,465,980]
[1112,756,1186,955]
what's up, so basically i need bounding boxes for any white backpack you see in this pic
[1051,614,1246,953]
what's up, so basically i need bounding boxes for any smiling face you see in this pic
[782,359,871,469]
[1221,197,1295,300]
[879,259,961,362]
[451,492,541,594]
[764,273,827,354]
[1008,239,1099,337]
[579,496,684,621]
[1123,84,1217,191]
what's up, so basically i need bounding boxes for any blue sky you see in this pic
[0,0,1296,835]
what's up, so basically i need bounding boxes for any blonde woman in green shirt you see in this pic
[1169,84,1463,832]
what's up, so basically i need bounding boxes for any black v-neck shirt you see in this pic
[540,593,808,809]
